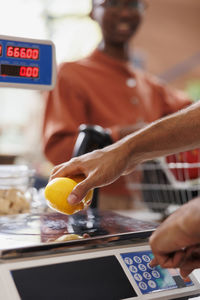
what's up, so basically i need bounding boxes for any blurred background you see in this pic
[0,0,199,183]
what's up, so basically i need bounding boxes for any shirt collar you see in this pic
[89,49,135,76]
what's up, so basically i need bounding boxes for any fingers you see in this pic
[48,156,98,205]
[83,233,90,238]
[50,159,83,181]
[49,163,70,180]
[150,245,200,279]
[150,250,185,270]
[179,245,200,278]
[68,175,95,205]
[180,266,196,279]
[47,159,94,205]
[151,252,196,279]
[179,258,200,279]
[149,257,159,268]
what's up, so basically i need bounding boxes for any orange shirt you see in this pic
[42,49,191,196]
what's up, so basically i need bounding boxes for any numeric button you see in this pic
[129,265,138,273]
[143,272,151,280]
[142,255,151,263]
[147,262,154,270]
[138,264,147,272]
[152,270,160,279]
[139,281,148,291]
[124,257,133,265]
[133,256,142,264]
[148,280,157,289]
[134,273,143,282]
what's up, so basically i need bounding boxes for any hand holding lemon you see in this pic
[44,176,93,215]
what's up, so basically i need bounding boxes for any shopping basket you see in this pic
[126,152,200,217]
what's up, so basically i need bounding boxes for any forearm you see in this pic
[119,122,148,138]
[119,101,200,173]
[50,102,200,205]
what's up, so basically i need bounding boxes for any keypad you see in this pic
[121,250,177,294]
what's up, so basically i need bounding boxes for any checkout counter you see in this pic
[0,35,200,300]
[1,209,200,300]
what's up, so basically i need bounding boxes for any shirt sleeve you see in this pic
[149,74,192,115]
[42,63,89,165]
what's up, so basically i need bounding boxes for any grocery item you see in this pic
[0,165,35,215]
[44,176,93,215]
[55,234,84,242]
[0,188,30,215]
[166,149,200,181]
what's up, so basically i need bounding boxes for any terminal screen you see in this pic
[11,256,137,300]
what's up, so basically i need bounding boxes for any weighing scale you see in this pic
[0,209,200,300]
[0,35,56,90]
[0,35,200,300]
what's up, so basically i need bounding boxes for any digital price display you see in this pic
[6,46,39,60]
[0,35,56,90]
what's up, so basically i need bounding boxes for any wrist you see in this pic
[115,134,143,175]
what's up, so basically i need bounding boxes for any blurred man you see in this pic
[43,0,191,209]
[50,101,200,278]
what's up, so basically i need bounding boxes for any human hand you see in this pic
[149,198,200,276]
[178,244,200,278]
[49,144,130,205]
[150,244,200,279]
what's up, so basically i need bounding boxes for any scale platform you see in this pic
[0,209,156,258]
[0,209,200,300]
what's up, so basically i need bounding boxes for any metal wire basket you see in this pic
[125,157,200,217]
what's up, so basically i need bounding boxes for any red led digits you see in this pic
[7,46,39,60]
[14,47,20,58]
[19,66,39,78]
[0,64,39,78]
[0,44,2,56]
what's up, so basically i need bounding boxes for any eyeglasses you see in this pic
[99,0,147,12]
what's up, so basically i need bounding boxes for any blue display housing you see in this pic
[0,35,56,90]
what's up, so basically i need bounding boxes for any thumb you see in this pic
[68,179,93,205]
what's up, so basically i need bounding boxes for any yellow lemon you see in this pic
[55,234,84,242]
[44,176,93,215]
